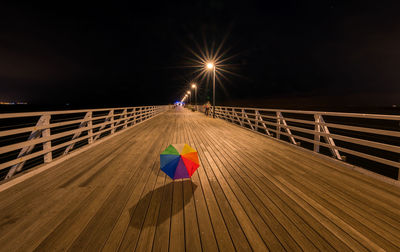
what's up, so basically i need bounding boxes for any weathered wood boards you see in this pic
[0,108,399,251]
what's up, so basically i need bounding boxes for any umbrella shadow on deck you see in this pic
[128,180,198,228]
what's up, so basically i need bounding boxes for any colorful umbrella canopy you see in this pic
[160,144,200,179]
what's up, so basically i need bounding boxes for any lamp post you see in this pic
[191,83,197,111]
[187,91,191,105]
[206,62,216,118]
[183,95,188,106]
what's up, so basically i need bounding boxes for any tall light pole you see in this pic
[191,83,197,111]
[207,62,216,118]
[183,95,188,105]
[187,91,191,105]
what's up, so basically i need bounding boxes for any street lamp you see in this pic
[191,83,197,111]
[206,62,216,118]
[187,91,191,105]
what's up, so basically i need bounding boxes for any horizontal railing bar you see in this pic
[0,107,156,138]
[216,111,400,154]
[0,126,89,155]
[0,107,167,171]
[216,110,400,138]
[0,108,157,155]
[269,128,400,169]
[282,123,400,154]
[0,106,158,119]
[269,116,400,138]
[215,106,400,120]
[217,113,400,169]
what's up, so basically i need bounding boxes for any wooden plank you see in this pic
[181,119,219,252]
[191,135,300,250]
[102,122,172,251]
[189,115,338,251]
[241,136,400,222]
[179,119,202,252]
[189,124,281,251]
[183,178,202,252]
[169,180,185,252]
[216,113,400,196]
[135,145,172,250]
[192,113,368,250]
[196,148,253,251]
[206,117,394,250]
[32,121,166,251]
[151,181,174,252]
[282,174,400,250]
[0,108,399,252]
[180,111,236,252]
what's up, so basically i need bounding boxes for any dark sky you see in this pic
[1,1,400,108]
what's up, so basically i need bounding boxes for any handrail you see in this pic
[215,106,400,120]
[0,105,170,180]
[213,106,400,180]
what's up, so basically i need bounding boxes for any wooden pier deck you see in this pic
[0,107,400,251]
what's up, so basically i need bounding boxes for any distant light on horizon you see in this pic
[0,101,28,105]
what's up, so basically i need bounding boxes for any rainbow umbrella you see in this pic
[160,144,200,179]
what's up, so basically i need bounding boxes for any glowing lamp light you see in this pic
[191,84,196,88]
[206,63,214,69]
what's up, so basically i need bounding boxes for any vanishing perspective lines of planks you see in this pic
[0,108,400,251]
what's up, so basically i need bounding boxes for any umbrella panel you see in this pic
[181,156,199,177]
[182,144,197,155]
[181,152,199,165]
[161,157,180,179]
[161,145,179,155]
[160,154,180,169]
[173,158,190,179]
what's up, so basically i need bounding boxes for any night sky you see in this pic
[1,1,400,109]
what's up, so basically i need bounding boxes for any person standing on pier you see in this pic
[204,101,211,116]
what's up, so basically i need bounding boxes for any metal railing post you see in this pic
[276,112,296,144]
[234,109,243,126]
[314,114,321,152]
[42,115,52,163]
[63,111,91,155]
[318,115,342,160]
[121,109,128,129]
[276,111,281,139]
[255,110,259,132]
[243,110,254,130]
[88,111,93,144]
[132,108,137,125]
[5,115,49,179]
[255,110,271,136]
[110,109,115,134]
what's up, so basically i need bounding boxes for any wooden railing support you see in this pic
[314,114,321,152]
[243,109,254,130]
[88,111,93,144]
[255,110,271,136]
[5,115,51,179]
[1,105,169,180]
[63,112,92,156]
[276,112,296,144]
[316,114,342,160]
[93,110,113,141]
[42,115,52,163]
[234,110,243,126]
[212,105,400,179]
[110,109,115,134]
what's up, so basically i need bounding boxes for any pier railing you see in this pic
[214,106,400,180]
[0,105,170,180]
